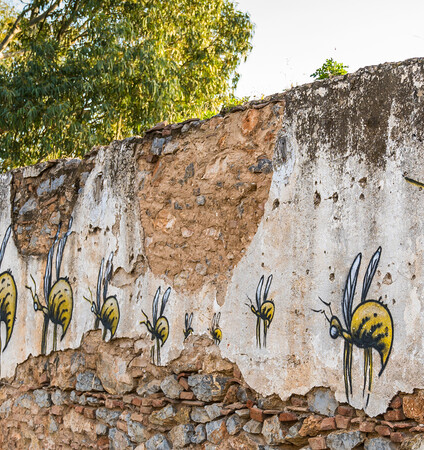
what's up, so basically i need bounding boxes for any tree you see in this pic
[311,58,348,80]
[0,0,253,170]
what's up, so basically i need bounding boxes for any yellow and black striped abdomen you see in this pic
[155,317,169,345]
[213,328,222,344]
[260,301,275,324]
[350,300,393,374]
[0,271,17,349]
[48,278,73,337]
[100,296,120,338]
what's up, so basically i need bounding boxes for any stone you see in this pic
[206,418,228,444]
[151,138,165,155]
[308,436,327,450]
[149,405,176,426]
[205,403,223,420]
[33,389,51,408]
[196,195,206,206]
[389,396,402,409]
[326,431,366,450]
[49,417,59,433]
[169,424,194,447]
[257,395,285,410]
[96,408,122,426]
[52,389,68,405]
[235,408,251,419]
[384,409,405,421]
[76,372,104,392]
[127,420,149,444]
[145,434,172,450]
[401,435,424,450]
[226,414,246,435]
[137,379,162,397]
[96,423,108,436]
[191,424,206,444]
[285,422,309,447]
[187,374,230,402]
[160,375,184,399]
[375,426,391,436]
[359,421,375,433]
[335,415,351,429]
[14,393,34,409]
[262,414,285,445]
[109,428,133,450]
[307,389,338,416]
[97,353,135,394]
[248,158,273,174]
[299,415,322,437]
[243,419,263,434]
[364,437,397,449]
[0,399,12,418]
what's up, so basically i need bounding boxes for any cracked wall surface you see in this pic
[0,59,424,441]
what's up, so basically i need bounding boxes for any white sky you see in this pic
[234,0,424,98]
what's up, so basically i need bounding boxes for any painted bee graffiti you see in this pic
[26,219,73,355]
[84,252,120,341]
[314,247,394,407]
[140,286,171,365]
[210,312,222,345]
[246,275,275,348]
[183,312,193,341]
[0,225,17,375]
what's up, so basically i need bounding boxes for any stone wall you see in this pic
[1,58,424,448]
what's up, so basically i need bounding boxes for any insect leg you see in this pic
[53,323,57,352]
[343,341,353,403]
[366,349,373,408]
[256,317,261,348]
[157,338,161,366]
[264,320,268,348]
[41,315,49,355]
[363,349,368,397]
[102,327,107,341]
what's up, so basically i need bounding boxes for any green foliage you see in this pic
[0,0,253,170]
[311,58,348,80]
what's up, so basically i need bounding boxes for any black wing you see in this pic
[264,275,273,302]
[56,217,73,279]
[96,258,105,311]
[342,253,361,328]
[44,225,61,301]
[0,225,11,269]
[361,247,381,302]
[152,287,160,324]
[256,275,264,309]
[103,252,113,303]
[160,287,171,316]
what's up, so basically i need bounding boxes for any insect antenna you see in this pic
[311,308,331,323]
[319,297,334,316]
[245,295,254,308]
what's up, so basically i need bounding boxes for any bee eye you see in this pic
[33,303,38,311]
[330,325,339,339]
[91,305,95,313]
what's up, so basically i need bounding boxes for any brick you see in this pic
[337,405,356,417]
[83,408,96,419]
[105,399,124,409]
[390,432,405,443]
[279,412,298,422]
[308,436,327,450]
[246,400,254,408]
[39,373,49,385]
[389,396,402,409]
[375,425,391,436]
[97,436,109,449]
[291,396,307,407]
[320,417,336,431]
[117,420,128,433]
[131,397,143,407]
[151,398,166,408]
[123,395,135,404]
[139,406,153,414]
[178,377,189,391]
[249,407,264,423]
[141,398,153,406]
[180,391,194,400]
[74,405,84,414]
[130,413,144,423]
[410,426,424,432]
[181,400,205,406]
[384,409,405,421]
[381,421,394,428]
[50,405,64,416]
[359,421,375,433]
[394,421,416,429]
[335,415,351,429]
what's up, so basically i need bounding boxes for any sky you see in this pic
[234,0,424,98]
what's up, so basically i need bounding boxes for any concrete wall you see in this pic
[1,58,424,448]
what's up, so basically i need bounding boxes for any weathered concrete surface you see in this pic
[0,58,423,424]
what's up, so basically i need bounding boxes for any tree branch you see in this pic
[0,1,62,56]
